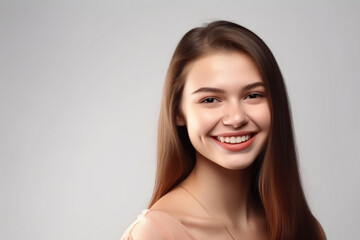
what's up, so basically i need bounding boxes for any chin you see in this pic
[219,160,256,171]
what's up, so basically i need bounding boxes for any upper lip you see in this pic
[212,131,256,137]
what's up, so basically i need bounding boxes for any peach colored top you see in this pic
[121,209,234,240]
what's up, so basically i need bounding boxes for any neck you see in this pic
[181,155,260,227]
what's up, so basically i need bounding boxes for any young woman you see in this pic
[122,20,326,240]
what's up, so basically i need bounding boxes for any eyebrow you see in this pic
[191,87,225,95]
[243,82,265,90]
[191,82,265,95]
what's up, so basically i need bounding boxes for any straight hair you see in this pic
[149,20,325,240]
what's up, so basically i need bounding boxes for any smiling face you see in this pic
[177,51,271,170]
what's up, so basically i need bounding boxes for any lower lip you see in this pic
[213,134,256,152]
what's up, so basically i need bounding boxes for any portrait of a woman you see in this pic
[121,20,326,240]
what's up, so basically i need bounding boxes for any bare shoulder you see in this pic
[121,207,196,240]
[121,210,161,240]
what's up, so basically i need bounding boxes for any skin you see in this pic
[152,51,271,239]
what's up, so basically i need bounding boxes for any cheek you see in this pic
[187,110,209,132]
[184,106,220,135]
[259,105,271,128]
[258,105,271,138]
[248,104,271,130]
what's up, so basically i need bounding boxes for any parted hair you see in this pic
[149,20,325,240]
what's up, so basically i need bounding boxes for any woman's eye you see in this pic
[201,97,219,103]
[246,93,263,99]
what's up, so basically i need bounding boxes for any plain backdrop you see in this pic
[1,0,359,239]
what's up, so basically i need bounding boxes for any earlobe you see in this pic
[176,115,186,126]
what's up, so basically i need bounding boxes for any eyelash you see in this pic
[200,92,264,103]
[200,97,220,103]
[245,92,264,99]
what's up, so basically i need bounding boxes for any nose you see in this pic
[222,102,248,128]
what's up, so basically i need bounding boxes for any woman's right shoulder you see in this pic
[121,210,163,240]
[121,209,196,240]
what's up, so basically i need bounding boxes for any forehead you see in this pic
[183,51,263,90]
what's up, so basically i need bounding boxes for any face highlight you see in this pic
[177,51,271,170]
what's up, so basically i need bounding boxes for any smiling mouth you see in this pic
[215,134,254,144]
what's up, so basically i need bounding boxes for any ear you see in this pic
[176,114,186,126]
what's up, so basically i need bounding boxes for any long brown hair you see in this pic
[149,20,325,240]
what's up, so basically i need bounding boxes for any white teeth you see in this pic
[217,134,252,144]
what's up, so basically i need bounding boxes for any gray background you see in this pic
[1,0,359,239]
